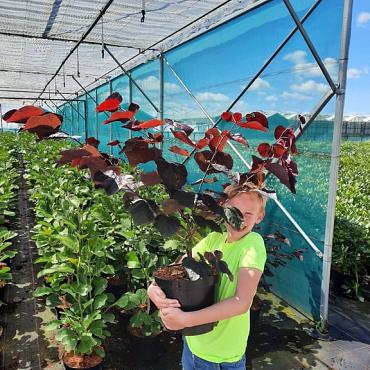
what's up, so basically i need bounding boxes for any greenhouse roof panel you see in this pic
[0,0,263,104]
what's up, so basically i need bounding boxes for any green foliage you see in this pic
[0,133,19,291]
[116,288,162,337]
[14,133,174,351]
[333,141,370,300]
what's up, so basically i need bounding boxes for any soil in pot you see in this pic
[127,326,163,365]
[62,351,103,370]
[154,264,218,336]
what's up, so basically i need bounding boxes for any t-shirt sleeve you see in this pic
[239,234,267,272]
[192,232,217,259]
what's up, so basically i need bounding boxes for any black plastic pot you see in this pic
[107,283,126,300]
[63,361,104,370]
[330,268,346,295]
[155,271,218,336]
[128,331,163,364]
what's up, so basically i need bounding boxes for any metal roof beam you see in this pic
[0,30,146,50]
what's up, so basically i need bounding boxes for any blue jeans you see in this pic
[182,338,246,370]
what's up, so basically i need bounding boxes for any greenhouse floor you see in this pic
[0,160,369,369]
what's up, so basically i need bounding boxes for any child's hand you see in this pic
[160,307,189,331]
[147,283,181,309]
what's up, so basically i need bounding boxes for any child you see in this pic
[148,185,267,370]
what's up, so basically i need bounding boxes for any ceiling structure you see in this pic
[0,0,264,106]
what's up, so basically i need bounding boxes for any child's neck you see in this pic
[226,229,250,243]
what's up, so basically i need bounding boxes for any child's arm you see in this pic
[160,267,262,330]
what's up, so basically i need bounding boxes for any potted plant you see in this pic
[57,95,300,336]
[115,288,163,364]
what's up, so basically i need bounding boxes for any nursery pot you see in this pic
[128,327,163,364]
[106,275,127,300]
[330,266,349,295]
[154,264,218,336]
[62,351,104,370]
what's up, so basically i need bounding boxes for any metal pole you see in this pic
[34,0,117,104]
[283,0,337,93]
[295,89,335,140]
[71,99,75,136]
[109,79,113,155]
[165,56,323,257]
[104,45,160,113]
[95,89,99,141]
[320,0,353,329]
[83,98,88,141]
[0,104,3,132]
[159,54,164,150]
[128,72,133,139]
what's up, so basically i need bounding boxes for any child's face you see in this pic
[224,192,265,240]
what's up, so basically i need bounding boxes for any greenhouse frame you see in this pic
[1,0,364,369]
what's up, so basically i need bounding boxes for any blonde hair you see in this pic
[224,183,267,211]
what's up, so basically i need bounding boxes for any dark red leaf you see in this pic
[250,155,266,173]
[156,159,188,190]
[103,111,135,125]
[161,199,184,215]
[265,162,296,193]
[221,111,232,121]
[24,113,61,130]
[208,130,229,152]
[257,143,272,157]
[2,109,17,121]
[272,143,286,158]
[57,148,93,166]
[164,119,194,136]
[5,106,44,123]
[195,150,233,173]
[86,137,100,148]
[245,112,268,129]
[232,112,243,122]
[135,119,163,129]
[169,146,190,157]
[169,190,196,208]
[77,156,109,177]
[229,134,248,146]
[122,120,142,131]
[171,129,196,147]
[120,137,162,165]
[96,98,121,113]
[140,171,162,186]
[108,140,120,146]
[237,120,268,132]
[127,199,157,225]
[298,114,306,125]
[195,137,210,149]
[145,132,163,143]
[108,92,123,102]
[128,102,140,113]
[25,125,60,140]
[154,215,180,237]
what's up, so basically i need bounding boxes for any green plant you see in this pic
[116,288,162,337]
[333,141,370,300]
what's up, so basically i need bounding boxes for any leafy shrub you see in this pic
[333,141,370,299]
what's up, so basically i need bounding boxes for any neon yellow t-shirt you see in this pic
[185,231,266,363]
